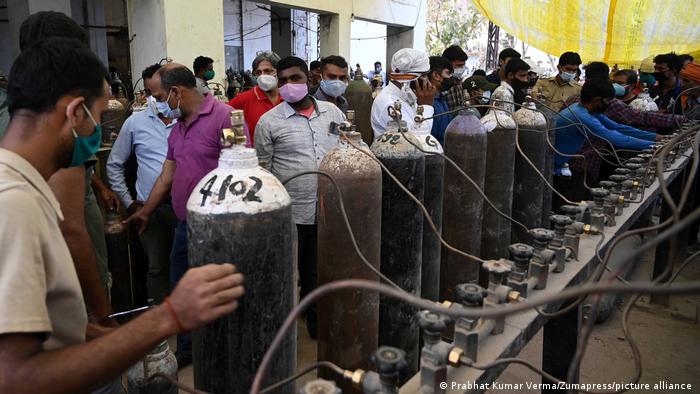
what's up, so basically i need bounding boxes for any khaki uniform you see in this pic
[532,76,581,112]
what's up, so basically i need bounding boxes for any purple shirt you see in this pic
[166,94,231,220]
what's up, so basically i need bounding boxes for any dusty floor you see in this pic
[175,237,700,394]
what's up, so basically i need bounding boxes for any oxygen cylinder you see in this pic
[186,110,295,394]
[345,69,374,146]
[371,102,425,379]
[480,110,517,279]
[127,340,178,393]
[512,101,548,243]
[412,112,444,302]
[101,98,125,146]
[104,210,133,312]
[439,110,487,302]
[317,111,380,393]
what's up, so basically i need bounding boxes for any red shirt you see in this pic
[228,86,282,145]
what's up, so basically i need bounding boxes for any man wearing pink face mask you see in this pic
[254,56,345,339]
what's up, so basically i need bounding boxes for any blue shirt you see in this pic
[431,95,452,146]
[106,107,175,207]
[554,103,656,168]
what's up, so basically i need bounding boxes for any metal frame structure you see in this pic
[485,22,500,71]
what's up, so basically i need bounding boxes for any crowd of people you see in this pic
[1,9,700,394]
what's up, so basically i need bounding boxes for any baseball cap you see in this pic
[463,75,498,91]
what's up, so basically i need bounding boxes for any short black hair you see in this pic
[584,62,610,80]
[142,64,162,80]
[19,11,88,51]
[473,69,486,76]
[277,56,309,75]
[442,45,468,62]
[374,61,382,66]
[321,55,348,71]
[505,58,530,76]
[654,52,682,73]
[157,65,197,90]
[8,37,108,115]
[309,60,321,70]
[613,69,638,86]
[580,78,615,103]
[429,56,453,77]
[499,48,521,61]
[193,56,213,74]
[679,54,694,64]
[559,51,582,66]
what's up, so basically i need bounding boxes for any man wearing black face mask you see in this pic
[553,78,660,204]
[427,56,455,145]
[649,52,683,112]
[489,58,530,116]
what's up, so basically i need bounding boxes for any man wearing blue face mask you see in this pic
[314,55,349,112]
[106,63,176,304]
[532,51,582,112]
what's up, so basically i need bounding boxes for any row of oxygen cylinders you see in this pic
[172,98,550,394]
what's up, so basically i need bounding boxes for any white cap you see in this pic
[391,48,430,73]
[523,58,544,75]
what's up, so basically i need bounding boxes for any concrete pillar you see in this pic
[127,0,225,91]
[7,0,72,58]
[270,6,292,58]
[319,12,350,59]
[385,26,414,72]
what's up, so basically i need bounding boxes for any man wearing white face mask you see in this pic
[228,51,283,146]
[463,75,498,118]
[314,55,349,112]
[106,63,176,304]
[532,51,582,112]
[442,45,469,111]
[371,48,437,137]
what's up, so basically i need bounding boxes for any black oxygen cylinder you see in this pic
[186,111,295,394]
[512,101,548,243]
[371,125,425,380]
[317,118,381,393]
[439,111,487,302]
[412,125,444,302]
[345,69,375,146]
[104,210,133,312]
[480,110,517,276]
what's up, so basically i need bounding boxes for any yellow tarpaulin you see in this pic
[471,0,700,67]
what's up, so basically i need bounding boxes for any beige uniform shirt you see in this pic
[532,76,581,112]
[0,148,87,350]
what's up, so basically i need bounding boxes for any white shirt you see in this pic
[371,82,434,138]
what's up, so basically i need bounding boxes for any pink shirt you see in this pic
[166,94,232,221]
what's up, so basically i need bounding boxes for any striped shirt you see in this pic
[254,97,345,224]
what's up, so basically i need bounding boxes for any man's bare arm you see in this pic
[48,167,114,322]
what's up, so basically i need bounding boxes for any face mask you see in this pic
[203,70,215,81]
[69,103,102,167]
[454,67,465,79]
[279,83,309,103]
[653,71,669,82]
[439,76,457,92]
[320,79,348,98]
[375,67,382,73]
[479,90,491,104]
[613,83,626,97]
[560,71,576,82]
[639,73,656,87]
[511,78,530,90]
[160,89,182,119]
[257,74,278,91]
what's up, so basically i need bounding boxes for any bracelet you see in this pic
[163,297,186,333]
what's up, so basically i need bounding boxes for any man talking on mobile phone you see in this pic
[371,48,437,137]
